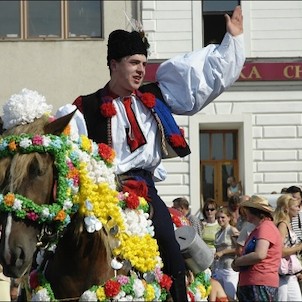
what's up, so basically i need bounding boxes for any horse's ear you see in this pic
[44,109,77,135]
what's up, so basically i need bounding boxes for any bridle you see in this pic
[0,133,79,248]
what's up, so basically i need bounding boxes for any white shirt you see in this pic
[59,33,245,181]
[112,33,245,179]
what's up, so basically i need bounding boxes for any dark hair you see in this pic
[202,198,218,217]
[172,197,189,210]
[246,207,272,220]
[286,186,302,198]
[228,195,240,206]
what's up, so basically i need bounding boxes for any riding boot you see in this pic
[170,271,188,302]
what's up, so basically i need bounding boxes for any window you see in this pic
[0,0,103,40]
[202,0,240,46]
[200,130,239,203]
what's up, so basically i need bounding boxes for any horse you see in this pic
[0,90,212,301]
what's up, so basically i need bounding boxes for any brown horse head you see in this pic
[0,111,75,278]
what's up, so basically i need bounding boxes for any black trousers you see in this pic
[122,169,186,276]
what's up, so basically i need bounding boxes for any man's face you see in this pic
[110,54,147,95]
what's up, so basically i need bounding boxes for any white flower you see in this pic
[42,136,52,147]
[12,198,22,210]
[122,209,153,236]
[41,207,50,218]
[84,215,102,233]
[79,290,97,301]
[63,199,73,210]
[19,138,32,148]
[118,294,134,301]
[31,288,51,301]
[85,200,93,211]
[194,290,202,301]
[2,88,53,130]
[133,279,145,298]
[111,257,123,270]
[36,250,45,266]
[113,290,126,300]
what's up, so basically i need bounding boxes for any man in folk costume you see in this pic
[72,6,245,301]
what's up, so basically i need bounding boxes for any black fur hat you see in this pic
[107,30,150,66]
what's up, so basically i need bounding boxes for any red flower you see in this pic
[141,93,156,108]
[159,274,173,291]
[104,279,121,297]
[122,180,149,200]
[27,212,39,221]
[100,101,116,118]
[171,215,182,228]
[188,291,194,301]
[32,135,43,145]
[125,192,140,209]
[98,143,115,164]
[29,270,39,289]
[169,134,186,148]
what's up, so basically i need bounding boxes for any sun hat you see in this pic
[240,195,274,215]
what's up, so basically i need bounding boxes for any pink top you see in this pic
[238,219,282,287]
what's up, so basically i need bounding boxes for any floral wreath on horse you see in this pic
[0,88,211,301]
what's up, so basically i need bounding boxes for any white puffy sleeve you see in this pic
[55,104,88,141]
[156,33,245,115]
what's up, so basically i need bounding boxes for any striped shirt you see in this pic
[291,210,302,243]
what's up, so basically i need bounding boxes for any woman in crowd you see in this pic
[213,207,240,300]
[226,176,242,199]
[227,195,240,227]
[274,194,302,301]
[231,195,282,302]
[201,198,220,255]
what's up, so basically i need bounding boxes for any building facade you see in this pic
[1,1,302,214]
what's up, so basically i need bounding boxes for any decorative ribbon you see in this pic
[123,97,146,152]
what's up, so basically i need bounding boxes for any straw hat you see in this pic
[240,195,274,215]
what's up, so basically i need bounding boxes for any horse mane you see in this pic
[3,115,49,136]
[0,116,53,196]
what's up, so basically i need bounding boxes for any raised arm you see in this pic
[156,6,245,115]
[225,5,243,37]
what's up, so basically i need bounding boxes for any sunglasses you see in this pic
[206,208,216,212]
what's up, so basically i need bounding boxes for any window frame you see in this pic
[0,0,104,41]
[202,0,240,46]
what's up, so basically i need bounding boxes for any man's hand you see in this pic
[225,5,243,36]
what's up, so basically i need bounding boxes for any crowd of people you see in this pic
[179,184,302,302]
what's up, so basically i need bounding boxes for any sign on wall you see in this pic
[145,62,302,82]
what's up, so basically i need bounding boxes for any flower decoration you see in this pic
[0,92,189,302]
[124,192,140,209]
[3,128,167,301]
[2,88,53,130]
[169,133,187,148]
[98,143,116,165]
[99,92,155,119]
[79,272,171,301]
[99,96,117,118]
[140,92,156,108]
[104,279,121,297]
[187,270,212,301]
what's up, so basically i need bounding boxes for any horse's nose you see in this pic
[1,246,26,278]
[13,246,26,268]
